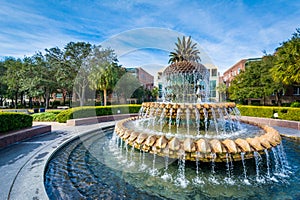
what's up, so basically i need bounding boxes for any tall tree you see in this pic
[3,57,24,108]
[64,42,92,106]
[271,28,300,85]
[21,56,43,108]
[216,82,227,102]
[32,52,58,108]
[87,46,124,106]
[45,47,69,105]
[0,60,8,106]
[151,86,159,101]
[168,36,201,63]
[228,56,283,105]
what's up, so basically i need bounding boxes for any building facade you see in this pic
[222,58,300,105]
[223,58,261,87]
[126,67,154,90]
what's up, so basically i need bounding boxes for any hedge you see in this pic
[32,112,57,122]
[56,104,142,123]
[0,112,33,133]
[237,105,300,121]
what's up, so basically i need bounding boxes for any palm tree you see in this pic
[271,29,300,85]
[168,36,201,64]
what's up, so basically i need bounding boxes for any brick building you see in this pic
[126,67,154,90]
[223,58,261,87]
[222,58,300,105]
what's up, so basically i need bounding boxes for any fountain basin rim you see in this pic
[115,117,282,162]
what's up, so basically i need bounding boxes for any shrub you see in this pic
[32,112,57,122]
[290,101,300,108]
[275,107,300,121]
[237,105,273,118]
[56,104,141,123]
[46,110,62,115]
[0,112,32,133]
[237,105,300,121]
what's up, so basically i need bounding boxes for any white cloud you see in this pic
[0,0,299,75]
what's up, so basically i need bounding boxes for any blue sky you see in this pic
[1,0,299,75]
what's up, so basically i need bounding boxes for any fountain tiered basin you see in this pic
[115,102,282,162]
[115,60,282,162]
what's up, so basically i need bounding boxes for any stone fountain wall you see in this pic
[114,116,281,162]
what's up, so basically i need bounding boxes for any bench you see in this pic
[57,106,70,109]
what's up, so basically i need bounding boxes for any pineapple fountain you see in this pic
[114,61,282,162]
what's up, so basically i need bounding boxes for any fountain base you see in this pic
[114,102,282,162]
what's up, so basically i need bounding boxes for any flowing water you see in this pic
[45,127,300,200]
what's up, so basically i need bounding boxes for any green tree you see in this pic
[168,36,201,63]
[87,46,124,106]
[32,52,58,108]
[271,28,300,85]
[45,47,71,105]
[228,56,283,105]
[0,60,8,106]
[64,42,92,106]
[151,86,159,101]
[3,57,24,108]
[21,56,44,108]
[216,82,227,102]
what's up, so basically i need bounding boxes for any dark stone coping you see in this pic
[66,113,138,126]
[0,125,51,149]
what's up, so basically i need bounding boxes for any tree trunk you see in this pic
[15,90,18,109]
[47,96,51,109]
[29,96,33,108]
[20,91,24,107]
[103,89,107,106]
[63,91,66,106]
[275,92,282,106]
[68,92,72,107]
[80,86,86,106]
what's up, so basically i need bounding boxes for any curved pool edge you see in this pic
[7,122,116,200]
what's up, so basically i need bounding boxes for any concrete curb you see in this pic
[241,116,300,130]
[66,113,138,126]
[0,125,51,149]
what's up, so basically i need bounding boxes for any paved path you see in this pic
[0,119,299,199]
[0,121,115,200]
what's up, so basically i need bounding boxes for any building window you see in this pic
[294,87,300,95]
[158,84,163,98]
[56,93,63,98]
[212,69,217,77]
[238,68,241,74]
[209,80,216,97]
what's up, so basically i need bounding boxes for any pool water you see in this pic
[44,127,300,200]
